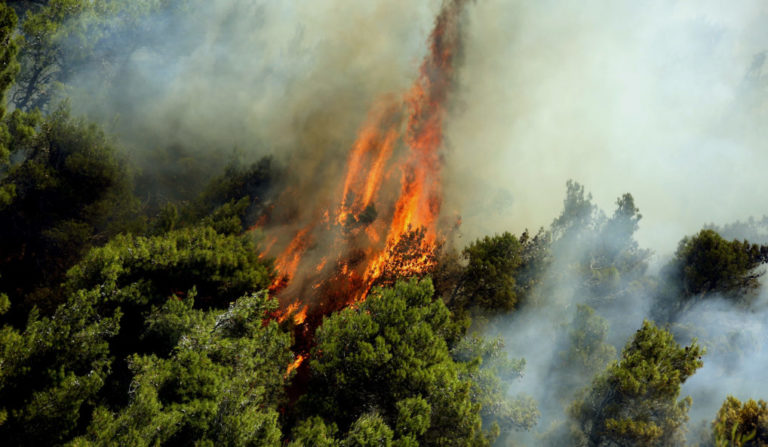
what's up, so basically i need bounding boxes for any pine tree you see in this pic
[712,396,768,447]
[296,279,496,446]
[570,320,703,447]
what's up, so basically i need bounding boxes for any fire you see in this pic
[270,227,312,291]
[277,301,299,323]
[285,354,306,378]
[294,305,308,325]
[337,105,400,227]
[277,301,309,325]
[262,0,469,378]
[258,236,277,259]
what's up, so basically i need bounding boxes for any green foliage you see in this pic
[344,413,395,447]
[596,194,650,283]
[0,224,279,444]
[288,416,341,447]
[199,196,251,235]
[64,225,273,401]
[671,229,767,300]
[713,396,768,447]
[515,228,552,302]
[452,335,539,440]
[395,397,432,440]
[70,292,291,447]
[448,228,551,318]
[541,305,618,446]
[297,279,493,446]
[189,156,278,232]
[13,0,174,111]
[0,293,9,315]
[570,320,703,447]
[15,0,102,110]
[3,5,764,444]
[552,180,602,244]
[554,305,617,402]
[145,155,278,235]
[453,232,523,314]
[567,305,617,373]
[546,182,652,309]
[0,3,20,173]
[0,105,139,318]
[65,225,273,310]
[0,289,120,445]
[431,244,465,300]
[707,216,768,246]
[0,4,20,117]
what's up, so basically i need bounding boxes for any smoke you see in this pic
[60,0,446,202]
[445,0,768,253]
[60,0,474,344]
[483,193,768,445]
[444,3,768,442]
[676,291,768,426]
[438,3,768,441]
[262,0,472,324]
[71,1,434,142]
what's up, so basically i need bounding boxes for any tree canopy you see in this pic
[712,396,768,447]
[295,278,531,446]
[671,229,768,300]
[569,320,703,447]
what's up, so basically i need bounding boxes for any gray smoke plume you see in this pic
[445,0,768,253]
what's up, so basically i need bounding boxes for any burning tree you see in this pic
[257,0,472,374]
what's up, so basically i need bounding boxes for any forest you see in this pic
[2,1,768,446]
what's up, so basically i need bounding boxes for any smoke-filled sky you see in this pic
[66,0,768,259]
[447,0,768,255]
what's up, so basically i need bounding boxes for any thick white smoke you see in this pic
[66,0,443,163]
[446,0,768,253]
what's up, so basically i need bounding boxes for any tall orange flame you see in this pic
[269,227,312,291]
[266,0,468,359]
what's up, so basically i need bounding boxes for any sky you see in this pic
[446,0,768,257]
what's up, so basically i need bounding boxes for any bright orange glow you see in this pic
[294,305,308,325]
[336,105,400,227]
[264,0,464,310]
[365,225,381,243]
[261,0,467,379]
[276,301,309,326]
[346,0,458,301]
[277,301,300,323]
[285,354,306,378]
[360,128,398,208]
[270,227,311,291]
